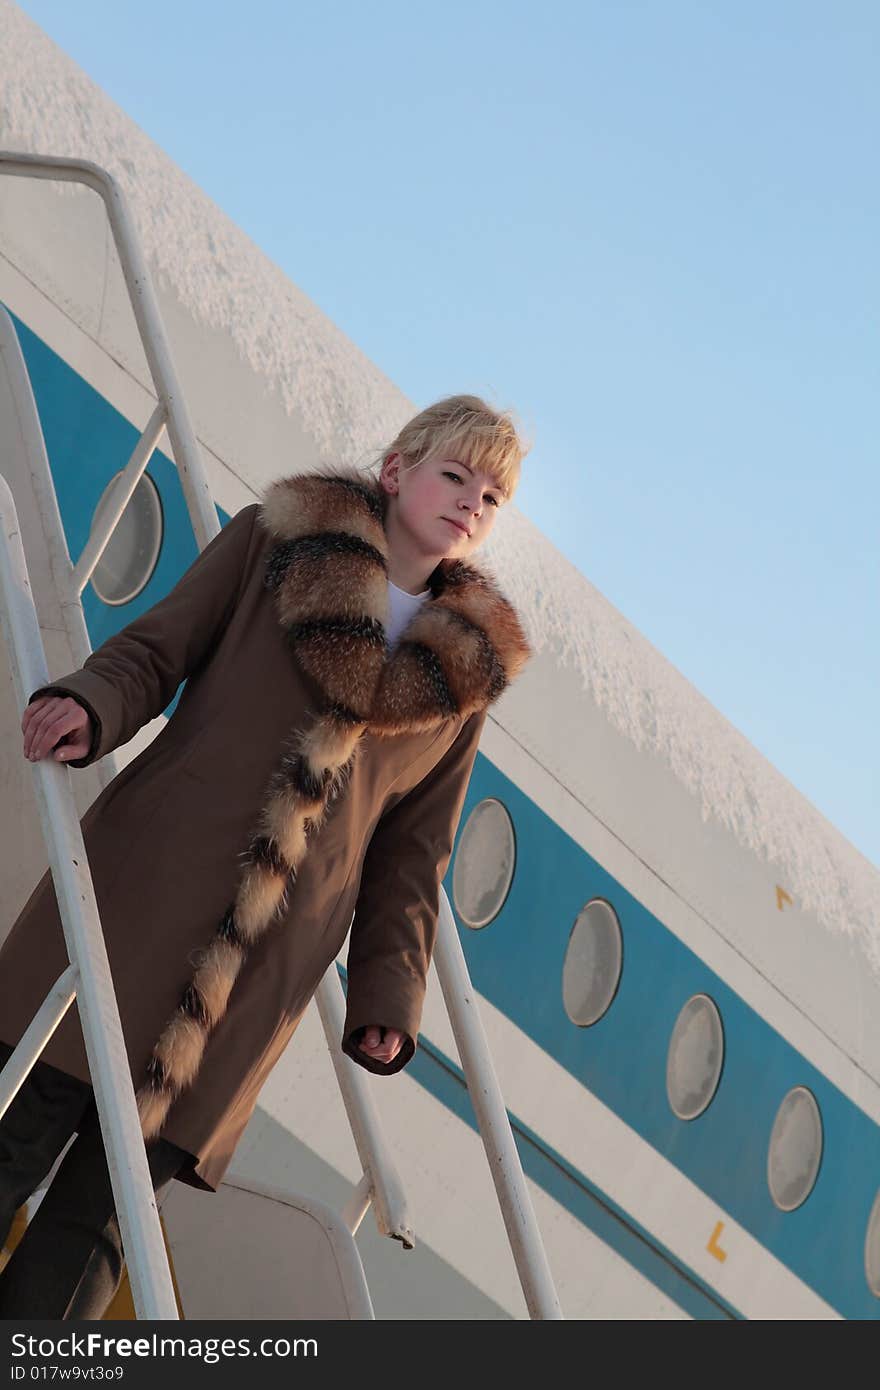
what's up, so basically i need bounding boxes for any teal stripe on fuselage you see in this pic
[453,721,880,1320]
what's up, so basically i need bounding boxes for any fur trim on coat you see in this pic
[136,467,531,1137]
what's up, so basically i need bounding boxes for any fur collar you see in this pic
[257,467,531,733]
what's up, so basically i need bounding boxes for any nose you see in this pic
[459,489,482,516]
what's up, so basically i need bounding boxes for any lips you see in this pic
[445,518,471,537]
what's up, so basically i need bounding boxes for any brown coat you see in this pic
[0,468,530,1190]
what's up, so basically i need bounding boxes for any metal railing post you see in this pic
[0,966,77,1120]
[0,151,219,550]
[432,888,563,1319]
[71,402,167,595]
[0,476,178,1318]
[314,970,414,1248]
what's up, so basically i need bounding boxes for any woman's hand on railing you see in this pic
[358,1026,406,1065]
[21,695,94,763]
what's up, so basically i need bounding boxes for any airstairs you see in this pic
[0,152,562,1320]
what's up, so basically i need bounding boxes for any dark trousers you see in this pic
[0,1041,189,1319]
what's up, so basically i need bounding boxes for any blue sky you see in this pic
[17,1,879,865]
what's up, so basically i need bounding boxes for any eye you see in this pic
[444,470,501,508]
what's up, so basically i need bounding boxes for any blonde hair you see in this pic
[371,394,528,500]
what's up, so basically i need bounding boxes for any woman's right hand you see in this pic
[21,695,94,763]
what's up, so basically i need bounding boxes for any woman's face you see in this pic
[383,450,505,561]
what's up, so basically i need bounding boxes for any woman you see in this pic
[0,393,532,1318]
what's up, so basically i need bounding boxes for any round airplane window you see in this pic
[452,798,516,929]
[562,899,623,1027]
[767,1086,823,1212]
[89,471,163,605]
[865,1189,880,1297]
[666,994,724,1120]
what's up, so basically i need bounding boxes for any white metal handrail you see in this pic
[0,475,178,1319]
[315,969,414,1247]
[433,889,563,1319]
[0,152,218,551]
[0,967,78,1118]
[71,402,168,596]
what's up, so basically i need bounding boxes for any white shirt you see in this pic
[386,578,430,651]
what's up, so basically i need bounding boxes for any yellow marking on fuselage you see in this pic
[707,1220,728,1263]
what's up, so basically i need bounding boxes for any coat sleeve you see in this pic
[26,503,260,768]
[341,707,488,1076]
